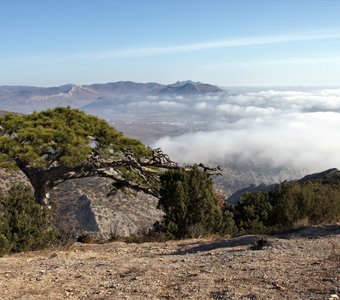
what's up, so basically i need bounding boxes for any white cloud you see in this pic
[158,100,186,108]
[220,89,340,113]
[75,29,340,59]
[153,88,340,173]
[4,29,340,65]
[217,103,279,118]
[195,102,208,110]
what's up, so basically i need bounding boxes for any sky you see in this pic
[1,0,340,86]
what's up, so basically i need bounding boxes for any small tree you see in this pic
[234,192,272,234]
[158,165,222,239]
[220,207,237,236]
[268,182,301,228]
[0,183,59,256]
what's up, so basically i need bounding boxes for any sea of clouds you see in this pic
[152,88,340,174]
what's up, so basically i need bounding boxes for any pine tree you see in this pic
[0,107,176,204]
[158,165,222,239]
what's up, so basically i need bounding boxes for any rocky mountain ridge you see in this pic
[0,80,223,113]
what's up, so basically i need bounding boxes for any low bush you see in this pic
[233,180,340,235]
[0,183,59,256]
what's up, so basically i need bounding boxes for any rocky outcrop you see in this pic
[50,177,163,241]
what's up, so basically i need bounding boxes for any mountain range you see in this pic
[0,80,223,113]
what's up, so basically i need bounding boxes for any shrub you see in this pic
[233,179,340,234]
[234,192,272,234]
[0,234,10,256]
[269,181,340,228]
[0,183,59,256]
[158,166,223,239]
[268,182,302,228]
[220,208,237,236]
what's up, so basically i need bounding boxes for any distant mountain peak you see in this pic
[171,80,199,87]
[65,85,97,95]
[158,80,222,96]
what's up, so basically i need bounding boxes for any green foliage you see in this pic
[234,192,272,234]
[0,107,154,205]
[268,182,304,227]
[233,179,340,234]
[0,234,11,256]
[269,181,340,226]
[0,107,150,169]
[0,184,59,256]
[220,209,237,235]
[158,166,223,239]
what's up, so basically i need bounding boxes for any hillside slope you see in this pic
[0,225,339,299]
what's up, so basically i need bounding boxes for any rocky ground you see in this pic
[0,224,339,300]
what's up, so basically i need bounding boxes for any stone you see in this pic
[50,177,163,241]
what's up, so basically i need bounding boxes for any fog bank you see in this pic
[153,89,340,173]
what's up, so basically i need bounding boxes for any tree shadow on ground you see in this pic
[169,224,340,255]
[172,235,262,255]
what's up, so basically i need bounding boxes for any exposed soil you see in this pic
[0,225,339,300]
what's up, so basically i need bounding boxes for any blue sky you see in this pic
[1,0,340,86]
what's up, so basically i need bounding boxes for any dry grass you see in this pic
[0,224,339,299]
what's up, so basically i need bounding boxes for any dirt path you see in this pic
[0,225,339,299]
